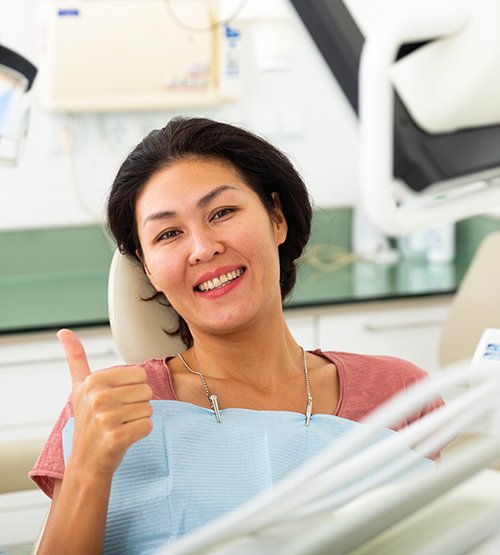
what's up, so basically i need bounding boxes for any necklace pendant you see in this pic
[305,396,313,427]
[209,394,222,423]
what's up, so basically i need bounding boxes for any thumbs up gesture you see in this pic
[57,329,153,479]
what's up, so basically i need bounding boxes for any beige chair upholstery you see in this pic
[108,250,186,364]
[0,438,45,494]
[438,231,500,367]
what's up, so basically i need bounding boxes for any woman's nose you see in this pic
[188,229,225,265]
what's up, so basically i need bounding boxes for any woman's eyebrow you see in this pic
[142,185,238,227]
[196,185,237,208]
[142,209,175,227]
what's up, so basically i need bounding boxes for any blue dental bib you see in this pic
[62,400,432,554]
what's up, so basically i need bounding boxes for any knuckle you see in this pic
[105,428,127,452]
[93,366,119,381]
[143,418,154,435]
[71,349,87,365]
[93,410,112,432]
[84,372,100,389]
[132,365,147,382]
[137,417,154,438]
[89,389,111,412]
[104,435,120,454]
[142,384,153,400]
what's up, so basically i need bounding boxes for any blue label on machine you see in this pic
[225,25,240,38]
[483,352,500,361]
[483,343,500,361]
[58,9,80,17]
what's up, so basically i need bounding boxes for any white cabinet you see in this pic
[0,327,122,443]
[0,489,50,550]
[286,295,452,373]
[0,326,122,551]
[284,313,318,351]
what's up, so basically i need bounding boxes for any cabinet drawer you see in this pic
[0,489,50,547]
[318,297,450,371]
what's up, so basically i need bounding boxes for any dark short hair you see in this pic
[107,117,312,347]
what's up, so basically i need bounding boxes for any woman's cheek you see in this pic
[156,256,185,294]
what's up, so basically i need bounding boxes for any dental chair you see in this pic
[438,231,500,369]
[436,231,500,465]
[108,250,185,364]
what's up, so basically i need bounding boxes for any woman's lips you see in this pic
[194,266,245,292]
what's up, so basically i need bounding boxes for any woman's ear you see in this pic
[270,192,288,246]
[136,249,161,292]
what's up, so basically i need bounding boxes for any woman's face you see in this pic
[135,157,288,338]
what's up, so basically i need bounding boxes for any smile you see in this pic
[196,268,245,292]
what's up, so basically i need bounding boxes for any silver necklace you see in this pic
[177,348,313,426]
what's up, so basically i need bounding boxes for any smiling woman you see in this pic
[29,117,444,555]
[107,117,311,347]
[135,156,288,342]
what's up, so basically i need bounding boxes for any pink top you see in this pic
[29,350,443,498]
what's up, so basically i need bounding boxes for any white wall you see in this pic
[0,0,359,231]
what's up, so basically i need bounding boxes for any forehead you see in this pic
[137,156,254,208]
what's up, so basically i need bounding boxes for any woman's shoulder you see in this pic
[315,349,428,386]
[313,349,432,425]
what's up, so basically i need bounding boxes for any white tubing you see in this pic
[160,367,500,555]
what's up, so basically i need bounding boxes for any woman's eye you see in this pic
[157,229,181,241]
[211,207,234,221]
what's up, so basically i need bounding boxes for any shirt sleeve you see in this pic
[29,398,73,498]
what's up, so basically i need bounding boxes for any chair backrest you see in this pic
[108,250,186,364]
[438,231,500,367]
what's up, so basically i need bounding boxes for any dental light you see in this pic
[0,44,37,165]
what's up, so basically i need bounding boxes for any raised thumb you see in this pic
[57,328,91,389]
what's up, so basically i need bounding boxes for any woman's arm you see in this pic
[35,475,111,555]
[35,329,153,555]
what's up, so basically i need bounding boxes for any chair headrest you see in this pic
[108,250,186,364]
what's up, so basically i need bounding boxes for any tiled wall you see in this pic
[309,208,500,262]
[456,215,500,259]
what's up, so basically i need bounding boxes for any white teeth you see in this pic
[197,268,243,292]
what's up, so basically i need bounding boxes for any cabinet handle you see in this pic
[0,420,56,433]
[364,319,444,333]
[0,347,117,368]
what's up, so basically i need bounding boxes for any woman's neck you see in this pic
[184,315,304,393]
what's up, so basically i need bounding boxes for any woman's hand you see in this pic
[57,329,154,479]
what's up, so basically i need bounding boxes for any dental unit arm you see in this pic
[290,0,500,236]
